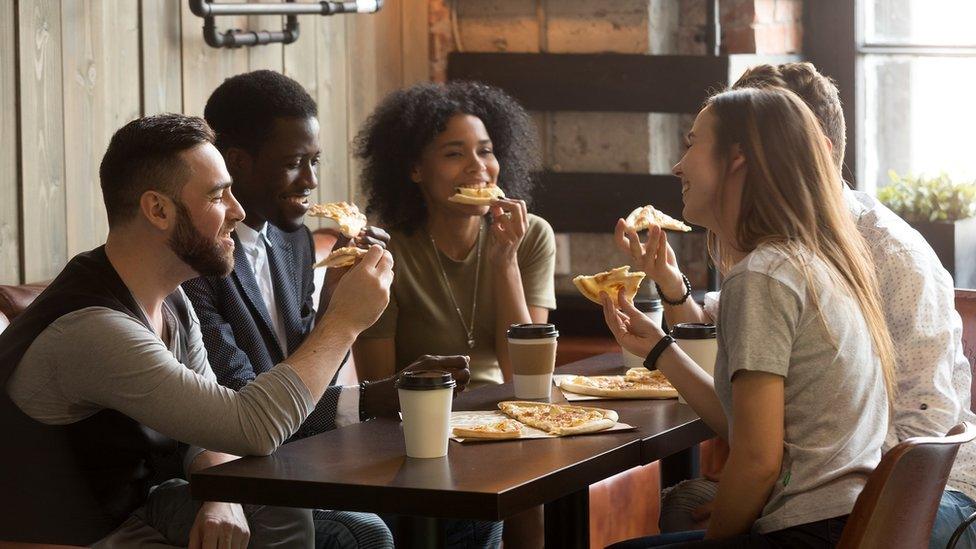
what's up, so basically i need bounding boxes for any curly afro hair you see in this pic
[204,70,317,155]
[354,81,541,234]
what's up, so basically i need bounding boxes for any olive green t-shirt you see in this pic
[360,214,556,388]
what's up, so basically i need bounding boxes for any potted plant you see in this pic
[877,171,976,289]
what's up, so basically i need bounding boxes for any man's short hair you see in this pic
[732,62,846,170]
[204,70,317,155]
[99,114,215,228]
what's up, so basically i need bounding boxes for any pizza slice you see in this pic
[307,202,368,238]
[559,371,678,399]
[572,266,646,305]
[447,185,505,206]
[452,419,523,440]
[498,401,618,436]
[624,204,692,232]
[314,246,368,268]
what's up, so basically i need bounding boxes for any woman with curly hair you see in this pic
[352,81,556,392]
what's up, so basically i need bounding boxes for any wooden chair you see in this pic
[837,422,976,549]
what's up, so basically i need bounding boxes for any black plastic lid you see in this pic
[507,323,559,339]
[395,370,456,390]
[634,298,663,313]
[670,322,717,339]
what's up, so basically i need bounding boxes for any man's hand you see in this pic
[364,355,471,418]
[320,245,394,335]
[189,501,250,549]
[319,227,393,314]
[614,219,685,299]
[601,290,667,359]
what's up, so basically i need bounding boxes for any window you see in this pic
[857,0,976,194]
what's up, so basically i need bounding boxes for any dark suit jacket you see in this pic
[182,224,344,439]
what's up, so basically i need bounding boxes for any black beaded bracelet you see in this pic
[655,273,692,306]
[359,380,372,422]
[643,334,676,371]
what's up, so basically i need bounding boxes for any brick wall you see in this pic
[429,0,803,295]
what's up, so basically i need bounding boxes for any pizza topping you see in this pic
[447,185,506,205]
[307,202,368,237]
[572,266,646,305]
[498,401,618,435]
[625,204,692,232]
[314,246,368,268]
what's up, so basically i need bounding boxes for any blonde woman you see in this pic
[606,87,895,548]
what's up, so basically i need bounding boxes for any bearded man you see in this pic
[0,113,399,547]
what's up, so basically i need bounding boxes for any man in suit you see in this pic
[182,70,470,549]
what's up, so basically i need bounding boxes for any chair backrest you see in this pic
[0,282,47,335]
[837,422,976,549]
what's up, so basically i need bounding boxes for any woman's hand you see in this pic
[601,291,667,359]
[614,219,686,299]
[487,198,528,264]
[189,501,250,549]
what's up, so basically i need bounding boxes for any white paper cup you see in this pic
[671,323,717,404]
[396,371,456,458]
[623,300,664,369]
[507,324,559,399]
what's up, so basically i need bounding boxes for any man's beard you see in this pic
[168,200,235,277]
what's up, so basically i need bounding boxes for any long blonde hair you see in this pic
[705,87,896,399]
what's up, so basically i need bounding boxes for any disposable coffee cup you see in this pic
[396,371,456,458]
[671,323,717,404]
[507,323,559,399]
[623,299,664,370]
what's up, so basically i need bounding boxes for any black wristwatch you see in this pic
[643,334,676,371]
[359,380,372,422]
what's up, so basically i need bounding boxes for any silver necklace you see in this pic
[428,223,483,349]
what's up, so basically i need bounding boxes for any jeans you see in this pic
[932,490,976,549]
[93,478,314,548]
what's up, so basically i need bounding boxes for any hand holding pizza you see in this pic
[601,289,667,359]
[487,198,528,264]
[320,246,393,334]
[614,219,686,299]
[363,355,471,418]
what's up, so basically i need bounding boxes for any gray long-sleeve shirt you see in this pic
[6,291,314,459]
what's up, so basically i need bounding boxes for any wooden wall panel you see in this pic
[316,16,351,205]
[180,0,249,117]
[141,0,183,115]
[0,0,20,284]
[18,0,66,282]
[62,0,141,257]
[247,0,285,72]
[347,5,404,205]
[401,0,431,86]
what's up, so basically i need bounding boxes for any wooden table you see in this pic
[191,353,713,548]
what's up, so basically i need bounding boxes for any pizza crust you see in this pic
[498,401,618,436]
[307,202,368,238]
[572,266,646,305]
[625,205,692,232]
[315,246,367,268]
[559,373,678,399]
[452,419,523,440]
[447,186,505,206]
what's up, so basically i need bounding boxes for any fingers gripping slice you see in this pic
[315,246,368,268]
[572,266,646,305]
[624,204,692,232]
[307,202,368,238]
[447,186,506,206]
